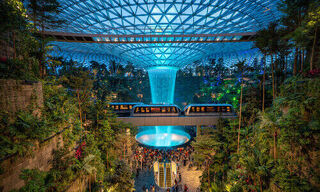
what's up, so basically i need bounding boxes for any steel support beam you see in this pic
[41,31,256,44]
[116,115,237,126]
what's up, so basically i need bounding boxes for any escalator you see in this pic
[165,165,171,187]
[159,163,165,188]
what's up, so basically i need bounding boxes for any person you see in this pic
[184,184,188,192]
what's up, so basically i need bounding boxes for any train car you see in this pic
[131,104,181,117]
[184,104,234,116]
[108,102,143,116]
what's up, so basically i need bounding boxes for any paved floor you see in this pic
[178,163,202,192]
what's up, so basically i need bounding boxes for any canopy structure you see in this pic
[50,0,281,68]
[49,0,282,103]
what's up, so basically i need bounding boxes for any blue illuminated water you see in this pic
[140,66,189,148]
[136,126,190,147]
[148,66,178,104]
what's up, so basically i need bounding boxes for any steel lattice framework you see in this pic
[50,0,282,68]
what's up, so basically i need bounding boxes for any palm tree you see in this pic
[233,60,253,154]
[260,110,281,159]
[192,135,217,187]
[279,0,313,75]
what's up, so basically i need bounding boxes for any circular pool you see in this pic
[135,126,190,147]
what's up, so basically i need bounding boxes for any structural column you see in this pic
[196,125,201,137]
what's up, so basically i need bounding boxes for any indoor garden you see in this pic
[0,0,319,191]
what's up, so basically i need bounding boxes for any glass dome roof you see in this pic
[50,0,282,67]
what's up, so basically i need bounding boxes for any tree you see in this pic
[279,0,313,75]
[61,67,93,131]
[192,135,217,188]
[305,2,320,70]
[233,60,253,154]
[25,0,65,77]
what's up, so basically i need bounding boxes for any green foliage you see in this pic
[104,160,135,192]
[12,169,49,192]
[0,110,47,159]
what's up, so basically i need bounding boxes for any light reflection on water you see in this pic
[135,126,190,147]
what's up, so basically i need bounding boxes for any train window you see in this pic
[120,105,128,110]
[141,107,145,113]
[146,107,150,113]
[167,107,171,113]
[227,107,231,112]
[206,106,214,112]
[151,107,160,113]
[161,107,166,113]
[190,107,195,112]
[196,107,200,112]
[217,106,220,112]
[114,105,119,110]
[201,107,205,112]
[171,107,175,113]
[129,105,133,109]
[221,106,226,112]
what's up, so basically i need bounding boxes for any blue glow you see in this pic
[49,1,282,67]
[136,126,190,147]
[148,66,178,104]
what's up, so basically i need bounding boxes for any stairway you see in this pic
[159,163,165,188]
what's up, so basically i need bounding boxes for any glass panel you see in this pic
[207,106,214,112]
[151,107,161,113]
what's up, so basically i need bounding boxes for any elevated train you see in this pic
[108,103,235,117]
[108,102,143,116]
[131,104,181,117]
[184,104,234,116]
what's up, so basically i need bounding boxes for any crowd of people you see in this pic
[134,145,196,192]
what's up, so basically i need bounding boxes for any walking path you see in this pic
[179,163,202,192]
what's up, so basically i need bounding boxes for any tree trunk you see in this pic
[262,56,266,112]
[207,161,210,187]
[13,31,16,59]
[77,90,83,131]
[274,129,277,159]
[271,55,275,100]
[106,151,109,169]
[237,76,243,154]
[285,56,287,79]
[293,47,298,75]
[310,27,317,71]
[301,48,304,72]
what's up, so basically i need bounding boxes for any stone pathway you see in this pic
[178,163,202,192]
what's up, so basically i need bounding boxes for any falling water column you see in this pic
[147,66,178,104]
[147,66,178,147]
